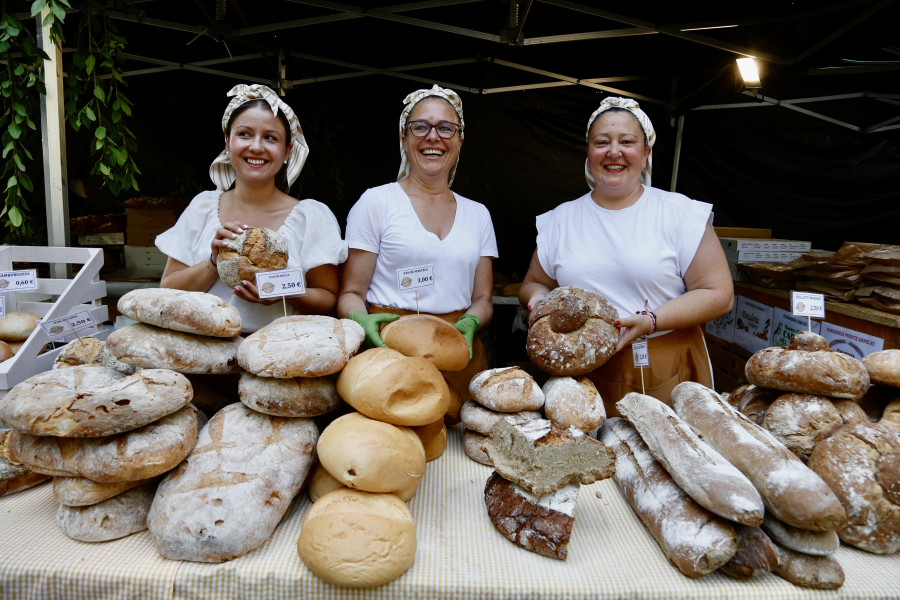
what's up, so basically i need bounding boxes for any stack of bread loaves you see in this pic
[0,364,198,542]
[604,385,850,589]
[0,311,40,362]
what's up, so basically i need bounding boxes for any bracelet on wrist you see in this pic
[209,253,216,268]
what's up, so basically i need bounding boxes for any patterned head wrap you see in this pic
[397,84,465,187]
[209,84,310,191]
[584,96,656,189]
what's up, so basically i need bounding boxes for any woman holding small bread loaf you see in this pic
[156,84,347,333]
[337,84,498,417]
[519,97,733,415]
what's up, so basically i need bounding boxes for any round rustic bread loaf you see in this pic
[468,367,545,412]
[727,384,779,425]
[862,349,900,388]
[238,371,342,417]
[526,286,618,376]
[0,430,50,497]
[745,331,870,399]
[238,315,364,378]
[117,288,242,337]
[53,475,159,507]
[317,412,425,501]
[297,488,416,588]
[216,226,288,288]
[307,463,347,503]
[106,322,242,374]
[410,417,445,445]
[336,347,450,426]
[380,314,470,371]
[542,376,606,433]
[762,394,845,462]
[0,340,14,362]
[0,312,39,341]
[881,398,900,432]
[52,336,105,368]
[462,429,492,465]
[459,400,542,436]
[422,424,447,462]
[57,483,157,542]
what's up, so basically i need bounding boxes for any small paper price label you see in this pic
[791,291,825,319]
[0,269,38,292]
[0,295,5,319]
[39,310,96,337]
[632,340,649,368]
[255,268,307,299]
[397,264,435,292]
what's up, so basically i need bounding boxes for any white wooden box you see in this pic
[0,245,109,391]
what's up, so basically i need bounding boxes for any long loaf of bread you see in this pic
[616,393,764,526]
[600,418,737,577]
[671,381,846,532]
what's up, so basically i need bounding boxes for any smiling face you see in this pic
[225,104,292,187]
[402,98,462,184]
[586,110,650,199]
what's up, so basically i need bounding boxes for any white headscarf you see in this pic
[584,96,656,189]
[397,84,465,187]
[209,84,310,191]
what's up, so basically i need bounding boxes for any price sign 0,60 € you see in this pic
[397,264,435,293]
[39,310,96,337]
[0,269,38,292]
[255,268,307,299]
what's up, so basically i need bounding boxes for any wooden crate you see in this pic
[0,245,109,391]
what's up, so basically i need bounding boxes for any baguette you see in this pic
[616,393,764,526]
[671,381,847,532]
[772,543,845,589]
[719,525,780,579]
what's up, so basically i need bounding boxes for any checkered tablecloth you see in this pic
[2,424,899,600]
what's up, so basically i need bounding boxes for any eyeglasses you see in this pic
[406,120,461,139]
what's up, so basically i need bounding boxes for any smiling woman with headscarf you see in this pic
[519,97,734,416]
[155,84,347,333]
[337,84,498,420]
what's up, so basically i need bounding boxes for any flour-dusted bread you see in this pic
[297,488,416,588]
[148,403,318,562]
[0,312,39,341]
[380,313,470,371]
[463,429,492,466]
[1,430,50,496]
[106,323,241,374]
[56,483,157,542]
[53,475,159,507]
[863,349,900,388]
[807,422,900,553]
[671,382,846,532]
[720,525,780,579]
[772,542,845,589]
[468,367,545,412]
[459,400,542,436]
[238,371,342,417]
[761,514,840,556]
[316,412,425,501]
[238,315,364,378]
[216,226,288,289]
[0,366,193,437]
[542,376,606,434]
[117,288,242,337]
[7,405,201,482]
[727,384,779,425]
[881,398,900,432]
[599,418,738,578]
[618,391,765,527]
[761,394,845,462]
[745,331,870,400]
[52,336,105,368]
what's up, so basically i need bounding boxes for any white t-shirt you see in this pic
[155,190,348,333]
[536,186,711,319]
[346,182,498,314]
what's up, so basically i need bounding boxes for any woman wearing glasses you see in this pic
[337,84,498,420]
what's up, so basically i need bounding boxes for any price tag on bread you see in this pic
[0,269,37,292]
[396,264,434,292]
[255,267,306,299]
[791,291,825,319]
[39,310,96,337]
[632,340,649,367]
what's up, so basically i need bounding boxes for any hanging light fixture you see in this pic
[736,57,762,89]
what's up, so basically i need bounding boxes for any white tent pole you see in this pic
[670,114,684,192]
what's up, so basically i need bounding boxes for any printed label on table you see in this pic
[820,322,884,359]
[397,264,435,292]
[791,291,825,319]
[255,268,306,299]
[632,340,649,368]
[39,310,96,337]
[772,307,821,347]
[733,296,774,354]
[0,296,5,319]
[0,269,38,292]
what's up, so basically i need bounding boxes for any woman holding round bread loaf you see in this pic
[156,84,347,333]
[519,97,733,415]
[337,84,498,417]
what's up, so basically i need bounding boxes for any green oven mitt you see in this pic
[452,313,480,359]
[348,311,399,348]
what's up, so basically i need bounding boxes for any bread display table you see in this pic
[2,426,900,600]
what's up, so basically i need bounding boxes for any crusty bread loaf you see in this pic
[485,418,615,496]
[52,336,105,368]
[297,488,416,588]
[106,323,242,374]
[671,382,846,532]
[148,403,318,562]
[745,331,870,400]
[307,463,347,503]
[762,394,844,462]
[0,340,12,362]
[463,429,492,466]
[881,398,900,431]
[53,475,158,506]
[238,371,342,417]
[0,366,193,437]
[117,288,242,337]
[599,418,738,578]
[57,483,156,542]
[7,405,201,482]
[617,391,764,526]
[238,315,364,378]
[459,400,542,436]
[772,543,845,589]
[727,384,778,425]
[0,312,39,341]
[484,471,576,560]
[720,525,780,579]
[336,347,450,426]
[862,349,900,388]
[216,226,288,288]
[422,424,447,462]
[807,422,900,553]
[468,367,545,412]
[380,314,470,371]
[316,412,425,501]
[410,417,445,445]
[1,430,50,496]
[761,514,840,556]
[542,376,606,433]
[526,287,618,376]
